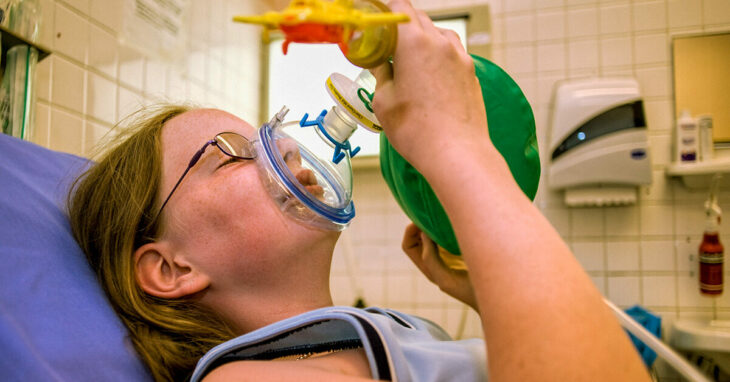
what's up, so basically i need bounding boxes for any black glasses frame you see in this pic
[151,132,256,224]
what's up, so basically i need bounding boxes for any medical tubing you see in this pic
[603,298,711,382]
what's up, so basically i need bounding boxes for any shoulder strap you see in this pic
[190,307,395,382]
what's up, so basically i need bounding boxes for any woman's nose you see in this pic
[275,137,301,165]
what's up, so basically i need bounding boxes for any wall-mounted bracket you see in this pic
[0,25,50,72]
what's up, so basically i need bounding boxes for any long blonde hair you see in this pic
[68,105,236,381]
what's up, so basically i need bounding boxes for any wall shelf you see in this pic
[666,156,730,188]
[0,25,50,71]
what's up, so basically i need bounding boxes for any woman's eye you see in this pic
[283,152,293,162]
[217,157,238,169]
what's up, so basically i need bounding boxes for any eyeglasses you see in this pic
[152,132,256,224]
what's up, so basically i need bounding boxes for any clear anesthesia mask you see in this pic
[254,107,355,231]
[254,70,380,231]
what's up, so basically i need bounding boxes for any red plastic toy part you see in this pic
[280,23,353,54]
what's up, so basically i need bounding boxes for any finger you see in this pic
[405,239,434,280]
[410,231,443,283]
[437,27,466,53]
[419,232,443,270]
[387,0,412,6]
[420,232,470,285]
[387,0,424,30]
[414,9,440,36]
[402,225,435,278]
[401,223,422,252]
[387,0,426,64]
[369,62,393,88]
[405,222,420,235]
[389,3,440,39]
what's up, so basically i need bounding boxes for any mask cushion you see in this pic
[379,55,540,255]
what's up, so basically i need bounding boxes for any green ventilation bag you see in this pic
[379,55,540,255]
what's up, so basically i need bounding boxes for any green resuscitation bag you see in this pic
[379,55,540,255]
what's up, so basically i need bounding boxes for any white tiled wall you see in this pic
[31,0,265,156]
[328,0,730,354]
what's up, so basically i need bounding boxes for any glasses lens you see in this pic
[216,133,255,158]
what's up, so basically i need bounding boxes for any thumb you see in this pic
[417,232,447,282]
[369,62,393,90]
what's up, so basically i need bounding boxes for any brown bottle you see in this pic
[699,231,723,295]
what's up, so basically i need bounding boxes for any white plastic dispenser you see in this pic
[547,78,652,207]
[676,110,699,163]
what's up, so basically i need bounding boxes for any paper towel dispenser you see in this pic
[548,78,652,207]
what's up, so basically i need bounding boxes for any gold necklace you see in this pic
[272,345,361,361]
[295,346,350,360]
[271,338,363,361]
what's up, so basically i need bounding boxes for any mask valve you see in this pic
[300,107,361,164]
[297,70,382,164]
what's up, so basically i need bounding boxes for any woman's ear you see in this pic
[133,242,210,299]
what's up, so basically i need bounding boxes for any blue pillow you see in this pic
[0,134,151,380]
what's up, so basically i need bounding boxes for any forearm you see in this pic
[420,141,650,381]
[367,0,649,377]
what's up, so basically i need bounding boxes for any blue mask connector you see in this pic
[300,109,361,164]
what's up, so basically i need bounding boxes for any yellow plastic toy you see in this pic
[233,0,409,68]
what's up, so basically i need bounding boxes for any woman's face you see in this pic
[156,109,338,294]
